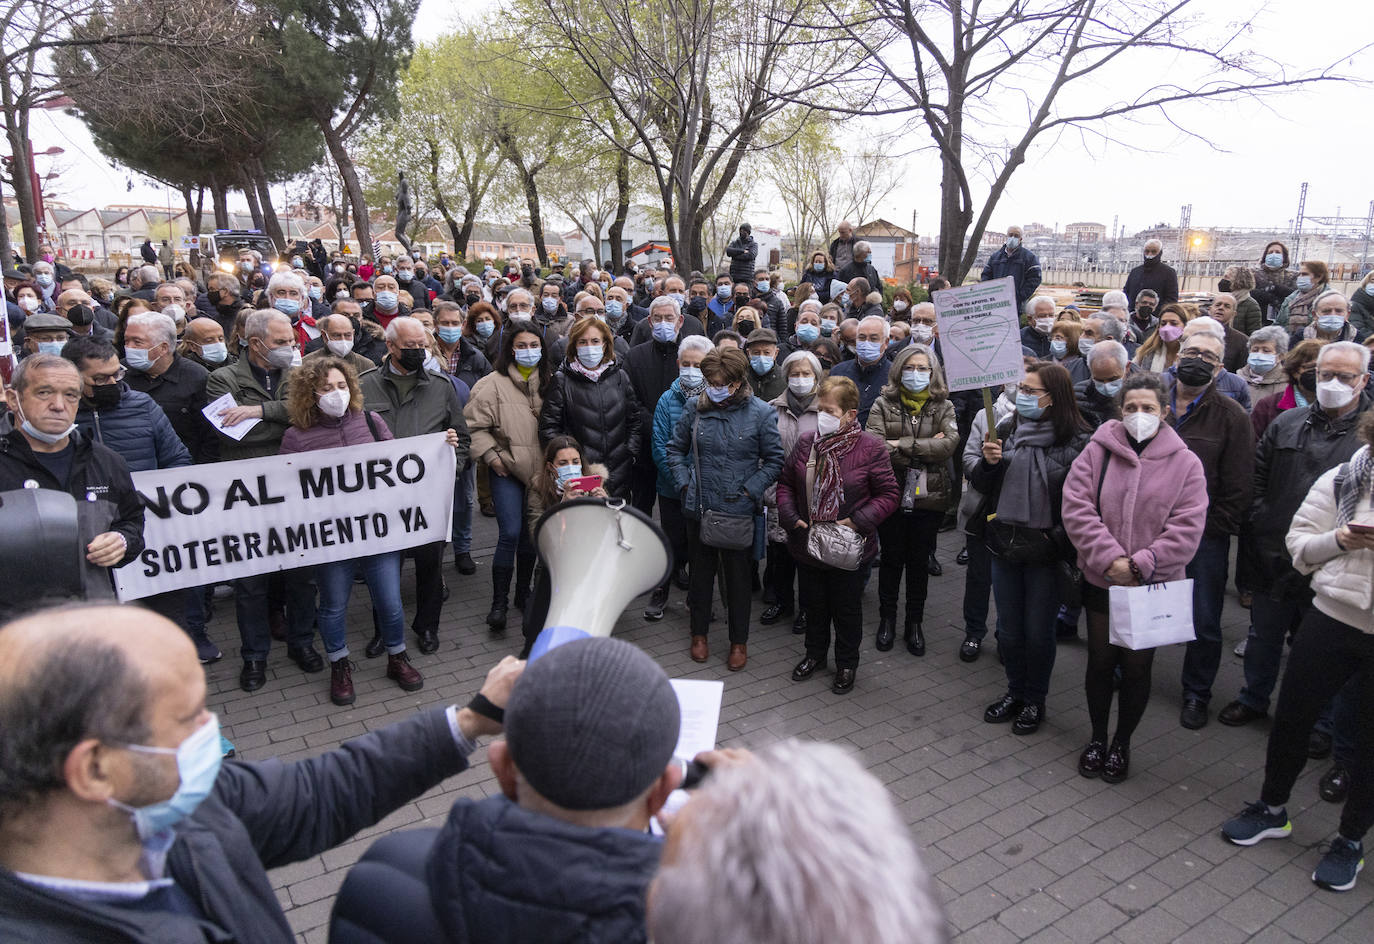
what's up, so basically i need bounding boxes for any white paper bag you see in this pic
[1108,580,1195,651]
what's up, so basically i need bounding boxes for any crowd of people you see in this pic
[0,222,1372,940]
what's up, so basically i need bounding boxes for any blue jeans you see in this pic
[451,463,474,554]
[962,537,995,640]
[991,558,1061,704]
[489,470,534,568]
[317,552,406,659]
[1181,533,1230,703]
[235,569,316,662]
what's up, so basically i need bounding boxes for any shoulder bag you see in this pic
[693,413,754,550]
[804,445,864,571]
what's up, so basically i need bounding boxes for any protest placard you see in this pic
[931,276,1024,392]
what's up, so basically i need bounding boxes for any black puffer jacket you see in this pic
[725,233,758,284]
[968,414,1091,536]
[625,337,681,460]
[539,361,642,497]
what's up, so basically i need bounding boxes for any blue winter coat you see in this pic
[666,393,784,519]
[75,383,191,472]
[652,378,690,497]
[981,244,1043,305]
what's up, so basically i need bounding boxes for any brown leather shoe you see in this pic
[727,643,748,671]
[386,652,424,692]
[690,635,709,663]
[329,659,355,706]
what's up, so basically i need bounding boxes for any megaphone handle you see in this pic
[605,498,633,550]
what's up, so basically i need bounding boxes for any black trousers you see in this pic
[658,496,689,590]
[877,509,943,621]
[764,540,797,611]
[1261,608,1374,841]
[410,540,446,635]
[686,518,752,643]
[799,562,865,669]
[631,461,658,516]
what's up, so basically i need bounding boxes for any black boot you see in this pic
[875,614,896,651]
[904,619,925,656]
[487,565,514,631]
[513,553,535,612]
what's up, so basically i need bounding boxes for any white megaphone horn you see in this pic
[527,497,671,660]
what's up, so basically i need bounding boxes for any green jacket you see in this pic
[205,356,292,460]
[361,360,471,471]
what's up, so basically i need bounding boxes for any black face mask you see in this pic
[733,294,748,307]
[1175,356,1215,388]
[1299,368,1317,392]
[1217,279,1232,293]
[89,382,121,411]
[464,292,481,306]
[1135,305,1155,320]
[395,348,427,372]
[688,296,708,313]
[737,319,756,335]
[67,305,94,327]
[1142,254,1160,267]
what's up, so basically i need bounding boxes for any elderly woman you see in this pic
[865,345,959,657]
[1238,326,1291,404]
[1221,265,1263,335]
[464,300,504,362]
[1222,408,1374,893]
[1275,260,1331,331]
[780,300,825,361]
[1294,290,1360,348]
[761,350,825,632]
[1062,373,1207,782]
[778,376,898,694]
[1134,303,1191,373]
[279,356,422,707]
[666,347,784,671]
[1049,319,1087,381]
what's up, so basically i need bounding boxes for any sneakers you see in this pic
[644,585,668,621]
[1312,837,1364,892]
[1233,637,1248,657]
[188,629,222,664]
[1221,802,1292,846]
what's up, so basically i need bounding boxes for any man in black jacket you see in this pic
[725,223,757,285]
[980,225,1041,307]
[123,311,214,464]
[626,297,685,518]
[0,603,522,944]
[1123,239,1179,311]
[836,240,882,291]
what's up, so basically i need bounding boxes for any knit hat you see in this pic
[505,637,680,811]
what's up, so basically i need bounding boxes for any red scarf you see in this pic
[812,419,862,521]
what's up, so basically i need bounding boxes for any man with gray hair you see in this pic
[1074,339,1132,428]
[981,224,1041,306]
[124,310,215,464]
[1169,316,1252,410]
[647,740,948,944]
[266,270,317,346]
[1020,295,1057,358]
[333,637,683,943]
[1205,292,1250,371]
[1123,238,1179,311]
[130,264,162,302]
[831,314,891,425]
[829,219,856,271]
[836,238,881,291]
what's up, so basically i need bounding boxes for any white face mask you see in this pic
[1316,378,1358,410]
[816,411,842,436]
[788,376,815,396]
[317,388,350,418]
[326,339,354,358]
[1034,317,1054,334]
[1123,411,1160,442]
[18,296,40,312]
[909,324,934,343]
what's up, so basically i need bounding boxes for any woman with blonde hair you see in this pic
[1134,303,1192,373]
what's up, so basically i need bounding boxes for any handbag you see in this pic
[1108,580,1196,650]
[804,446,864,570]
[899,410,946,511]
[693,414,754,550]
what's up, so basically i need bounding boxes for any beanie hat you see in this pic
[505,637,680,811]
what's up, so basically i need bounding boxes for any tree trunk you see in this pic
[424,138,461,251]
[608,148,629,273]
[318,119,372,260]
[252,159,287,251]
[457,198,477,259]
[0,177,12,271]
[181,185,204,268]
[239,164,265,233]
[209,174,230,230]
[522,172,548,268]
[4,115,41,261]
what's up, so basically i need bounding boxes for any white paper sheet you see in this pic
[669,678,724,760]
[203,392,261,442]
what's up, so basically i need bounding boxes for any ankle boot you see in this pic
[875,614,896,651]
[904,619,925,656]
[513,552,536,612]
[487,565,514,631]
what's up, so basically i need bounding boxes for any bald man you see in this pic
[0,604,522,942]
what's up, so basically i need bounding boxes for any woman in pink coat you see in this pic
[1062,373,1208,784]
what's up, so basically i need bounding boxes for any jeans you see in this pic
[318,552,405,658]
[235,568,316,661]
[489,469,534,568]
[451,463,475,555]
[1181,533,1230,703]
[991,558,1061,705]
[962,536,995,640]
[1237,592,1312,712]
[799,562,865,669]
[686,517,752,644]
[1261,608,1374,841]
[877,509,943,621]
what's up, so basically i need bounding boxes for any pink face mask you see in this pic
[1158,323,1184,343]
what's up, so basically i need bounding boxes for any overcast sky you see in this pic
[27,0,1370,245]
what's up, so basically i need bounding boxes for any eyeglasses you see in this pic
[90,367,127,385]
[1181,349,1221,366]
[1017,385,1047,397]
[1318,370,1362,385]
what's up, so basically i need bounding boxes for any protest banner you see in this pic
[932,276,1025,440]
[115,433,455,601]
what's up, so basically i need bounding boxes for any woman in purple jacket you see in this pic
[777,375,899,694]
[280,356,423,708]
[1062,373,1208,783]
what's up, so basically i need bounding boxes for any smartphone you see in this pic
[1347,522,1374,534]
[567,474,603,494]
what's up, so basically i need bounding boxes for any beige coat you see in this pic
[464,365,544,486]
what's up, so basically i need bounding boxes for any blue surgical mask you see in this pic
[1005,236,1020,250]
[576,344,604,368]
[542,297,559,313]
[107,714,223,842]
[652,320,678,343]
[605,300,624,321]
[308,286,324,301]
[37,340,66,356]
[438,325,463,344]
[273,298,302,318]
[1265,253,1284,268]
[397,269,413,281]
[668,292,685,308]
[1049,339,1067,358]
[383,265,393,274]
[1016,392,1046,419]
[199,341,228,364]
[35,273,54,287]
[856,339,882,362]
[1365,283,1374,297]
[813,262,825,272]
[706,384,732,403]
[124,346,157,372]
[716,285,730,299]
[1294,276,1312,291]
[796,323,820,343]
[679,366,705,392]
[1078,338,1096,358]
[1317,314,1345,334]
[555,463,582,487]
[901,369,931,392]
[820,318,836,336]
[514,347,542,367]
[750,354,774,374]
[756,281,769,293]
[1247,352,1276,374]
[375,291,399,310]
[1094,378,1123,397]
[474,320,495,338]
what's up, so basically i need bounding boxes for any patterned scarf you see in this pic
[1285,282,1326,329]
[812,418,862,521]
[1337,445,1373,528]
[567,358,612,382]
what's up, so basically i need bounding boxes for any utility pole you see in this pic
[1292,182,1308,266]
[1361,201,1373,274]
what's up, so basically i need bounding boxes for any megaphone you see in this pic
[0,487,86,619]
[528,497,671,660]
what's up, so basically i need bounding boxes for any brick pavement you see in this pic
[198,515,1373,943]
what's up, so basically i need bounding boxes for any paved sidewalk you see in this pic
[199,517,1372,942]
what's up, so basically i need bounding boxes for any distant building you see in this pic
[853,218,918,283]
[1064,222,1107,243]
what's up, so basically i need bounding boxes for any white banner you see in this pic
[115,433,456,601]
[932,276,1025,392]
